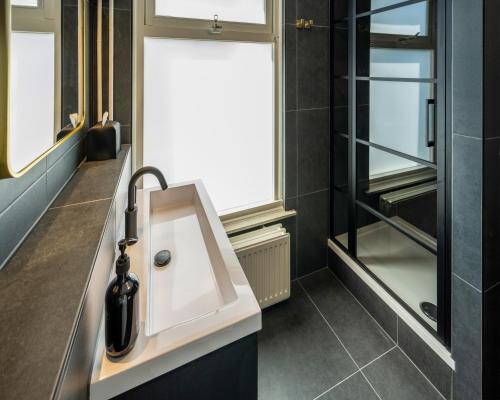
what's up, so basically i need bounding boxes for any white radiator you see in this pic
[230,224,290,309]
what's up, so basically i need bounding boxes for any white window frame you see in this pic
[133,0,285,223]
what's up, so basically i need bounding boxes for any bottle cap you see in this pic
[116,239,130,274]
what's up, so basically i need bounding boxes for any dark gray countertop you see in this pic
[0,146,130,400]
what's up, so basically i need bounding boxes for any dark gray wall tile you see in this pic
[46,140,85,202]
[46,129,83,168]
[452,275,482,400]
[297,0,330,27]
[452,0,483,138]
[300,269,394,367]
[0,174,47,269]
[297,108,330,195]
[284,0,297,25]
[452,134,482,289]
[297,26,330,109]
[285,111,298,199]
[363,348,443,400]
[297,190,329,276]
[258,282,357,399]
[281,212,298,281]
[285,24,297,111]
[328,248,398,340]
[321,372,379,400]
[398,319,452,399]
[114,0,131,11]
[120,124,131,145]
[114,9,132,130]
[0,159,46,214]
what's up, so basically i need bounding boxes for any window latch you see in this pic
[296,18,314,30]
[209,14,223,34]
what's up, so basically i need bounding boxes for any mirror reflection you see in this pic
[9,0,82,173]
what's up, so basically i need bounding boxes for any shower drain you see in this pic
[420,302,437,322]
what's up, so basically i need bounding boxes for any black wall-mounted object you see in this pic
[87,120,121,161]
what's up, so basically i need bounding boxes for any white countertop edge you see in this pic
[90,310,261,400]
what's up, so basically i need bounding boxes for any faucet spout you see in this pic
[125,166,168,244]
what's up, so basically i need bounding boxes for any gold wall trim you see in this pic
[0,0,87,179]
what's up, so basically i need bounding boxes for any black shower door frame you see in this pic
[331,0,451,346]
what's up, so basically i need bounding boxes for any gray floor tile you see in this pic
[398,319,452,399]
[320,372,379,400]
[300,269,394,367]
[328,249,398,341]
[362,348,443,400]
[258,282,357,400]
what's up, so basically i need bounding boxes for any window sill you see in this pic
[221,201,296,235]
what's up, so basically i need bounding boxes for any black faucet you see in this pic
[125,166,168,244]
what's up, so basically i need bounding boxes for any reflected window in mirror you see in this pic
[4,0,83,176]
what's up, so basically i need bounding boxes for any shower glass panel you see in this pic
[356,206,437,329]
[356,80,436,162]
[330,0,448,340]
[357,0,414,14]
[364,1,429,35]
[356,143,437,242]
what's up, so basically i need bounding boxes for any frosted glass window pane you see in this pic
[11,0,38,6]
[10,32,55,172]
[371,2,428,36]
[155,0,266,24]
[144,38,274,214]
[369,48,433,79]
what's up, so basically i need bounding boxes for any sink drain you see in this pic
[420,301,437,322]
[154,250,171,267]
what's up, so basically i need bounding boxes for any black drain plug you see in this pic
[154,250,171,267]
[420,302,437,322]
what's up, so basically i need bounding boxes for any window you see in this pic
[11,0,38,7]
[135,0,281,216]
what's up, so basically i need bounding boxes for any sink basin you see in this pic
[146,184,237,336]
[90,180,261,400]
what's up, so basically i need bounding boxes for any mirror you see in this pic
[0,0,85,178]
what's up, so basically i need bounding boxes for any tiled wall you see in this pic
[283,0,331,279]
[452,0,500,399]
[0,0,90,270]
[97,0,132,143]
[451,0,484,399]
[112,0,132,144]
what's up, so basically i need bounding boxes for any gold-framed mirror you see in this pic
[0,0,86,178]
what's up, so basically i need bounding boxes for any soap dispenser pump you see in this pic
[105,239,140,358]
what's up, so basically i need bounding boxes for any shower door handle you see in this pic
[426,99,435,147]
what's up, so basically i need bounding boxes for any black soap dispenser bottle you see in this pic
[105,239,140,358]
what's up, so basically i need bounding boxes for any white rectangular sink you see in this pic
[147,184,237,336]
[90,181,261,400]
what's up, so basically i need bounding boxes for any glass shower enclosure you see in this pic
[331,0,449,344]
